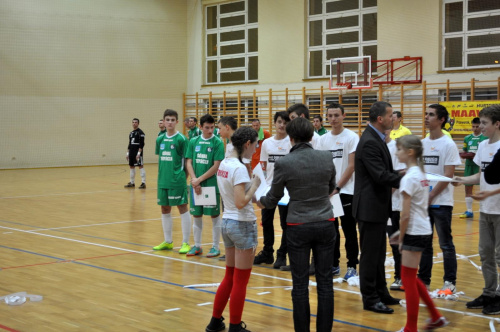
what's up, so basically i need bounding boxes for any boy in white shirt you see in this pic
[419,104,462,293]
[287,103,320,149]
[317,102,359,280]
[455,105,500,315]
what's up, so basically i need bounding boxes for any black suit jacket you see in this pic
[485,148,500,185]
[353,125,402,223]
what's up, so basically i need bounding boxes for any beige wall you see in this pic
[0,0,187,168]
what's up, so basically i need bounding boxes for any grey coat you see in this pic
[260,142,336,224]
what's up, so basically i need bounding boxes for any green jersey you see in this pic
[316,126,328,136]
[186,135,225,193]
[158,129,166,137]
[156,131,188,189]
[463,133,487,166]
[188,127,202,140]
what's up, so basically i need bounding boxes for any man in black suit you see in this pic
[353,101,403,314]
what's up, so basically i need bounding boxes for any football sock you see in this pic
[212,266,235,318]
[193,217,203,247]
[130,169,136,184]
[465,197,473,212]
[180,211,191,244]
[229,268,252,325]
[140,168,146,183]
[212,216,221,250]
[161,213,173,243]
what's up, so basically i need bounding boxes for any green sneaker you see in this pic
[206,247,221,258]
[179,242,191,254]
[186,246,203,256]
[153,241,173,250]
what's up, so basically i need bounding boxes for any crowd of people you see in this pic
[127,101,500,332]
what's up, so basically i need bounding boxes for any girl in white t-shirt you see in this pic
[206,127,260,332]
[393,135,448,332]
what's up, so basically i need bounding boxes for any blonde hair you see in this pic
[396,135,424,172]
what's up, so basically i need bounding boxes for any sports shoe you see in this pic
[459,211,473,218]
[228,321,250,332]
[179,242,191,254]
[395,328,405,332]
[280,265,291,271]
[423,316,449,331]
[332,266,340,276]
[206,316,225,332]
[219,255,226,261]
[466,294,490,309]
[207,247,221,258]
[253,250,274,264]
[390,278,404,291]
[153,241,173,250]
[186,246,203,256]
[343,267,358,280]
[273,254,286,269]
[440,281,456,294]
[483,296,500,315]
[138,183,146,189]
[124,182,135,188]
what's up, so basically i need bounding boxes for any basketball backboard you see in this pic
[329,55,372,92]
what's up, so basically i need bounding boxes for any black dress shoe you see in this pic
[363,302,394,314]
[381,296,401,305]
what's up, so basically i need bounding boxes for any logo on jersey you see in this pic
[421,179,430,187]
[429,146,439,152]
[207,147,212,152]
[268,154,285,163]
[217,169,228,178]
[160,144,165,150]
[329,149,343,159]
[195,145,201,152]
[170,144,175,150]
[423,155,439,165]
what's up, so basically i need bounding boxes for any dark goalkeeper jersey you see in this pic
[128,128,145,153]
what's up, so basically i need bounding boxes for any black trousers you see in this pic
[386,211,402,280]
[333,194,359,268]
[261,204,288,256]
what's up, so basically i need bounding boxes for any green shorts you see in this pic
[157,187,188,207]
[189,186,221,216]
[464,163,480,185]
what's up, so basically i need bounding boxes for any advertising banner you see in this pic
[440,101,500,134]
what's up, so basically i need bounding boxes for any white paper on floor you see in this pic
[0,292,43,306]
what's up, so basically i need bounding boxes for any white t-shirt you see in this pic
[422,135,461,206]
[217,157,256,222]
[260,136,291,186]
[474,140,500,215]
[399,166,433,235]
[311,131,320,149]
[387,139,407,211]
[317,128,359,195]
[225,142,251,164]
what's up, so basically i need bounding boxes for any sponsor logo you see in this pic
[217,169,229,178]
[195,145,201,152]
[421,179,430,187]
[329,149,343,159]
[170,144,175,149]
[423,155,439,165]
[208,147,212,152]
[268,154,285,163]
[160,144,165,150]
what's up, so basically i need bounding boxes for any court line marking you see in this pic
[0,189,130,199]
[0,224,494,324]
[0,324,21,332]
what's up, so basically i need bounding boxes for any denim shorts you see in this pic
[402,234,432,252]
[221,218,258,250]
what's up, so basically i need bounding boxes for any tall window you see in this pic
[443,0,500,69]
[307,0,377,78]
[205,0,258,84]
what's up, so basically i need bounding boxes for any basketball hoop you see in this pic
[336,82,351,95]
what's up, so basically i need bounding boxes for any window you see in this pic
[443,0,500,69]
[205,0,258,84]
[307,0,377,78]
[439,88,498,101]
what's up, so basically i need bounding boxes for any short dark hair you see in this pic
[472,117,480,124]
[287,103,310,119]
[327,102,345,115]
[133,118,140,123]
[368,102,392,123]
[393,111,402,118]
[286,117,314,143]
[190,116,198,124]
[200,114,215,126]
[163,109,178,120]
[218,116,237,130]
[231,127,258,163]
[251,118,260,123]
[428,104,449,129]
[274,111,290,123]
[313,115,323,122]
[479,105,500,125]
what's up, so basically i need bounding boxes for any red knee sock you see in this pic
[401,265,419,332]
[212,266,235,318]
[229,267,252,325]
[416,277,441,322]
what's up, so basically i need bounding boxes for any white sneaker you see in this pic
[390,278,403,291]
[440,281,456,293]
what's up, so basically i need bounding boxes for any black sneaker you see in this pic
[218,255,226,261]
[206,316,225,332]
[138,183,146,189]
[228,321,250,332]
[273,254,286,269]
[253,250,273,265]
[280,265,291,271]
[483,296,500,315]
[466,294,490,309]
[124,182,135,188]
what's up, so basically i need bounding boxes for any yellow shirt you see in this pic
[425,129,452,139]
[390,124,412,140]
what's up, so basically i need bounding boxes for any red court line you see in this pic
[1,252,137,270]
[0,324,21,332]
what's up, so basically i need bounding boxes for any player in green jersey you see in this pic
[313,115,328,136]
[186,114,225,257]
[153,109,192,254]
[158,119,166,137]
[459,117,488,218]
[188,117,202,139]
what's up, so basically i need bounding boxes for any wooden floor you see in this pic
[0,165,494,331]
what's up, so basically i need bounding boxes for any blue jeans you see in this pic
[418,206,457,285]
[221,218,258,250]
[287,220,336,332]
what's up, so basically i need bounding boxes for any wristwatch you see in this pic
[336,186,341,192]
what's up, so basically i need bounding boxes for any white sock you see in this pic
[193,217,203,247]
[180,212,191,244]
[211,216,221,250]
[130,169,136,183]
[140,168,146,184]
[466,197,473,212]
[161,213,173,243]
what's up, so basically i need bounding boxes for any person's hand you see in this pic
[251,174,261,188]
[471,191,491,201]
[398,169,407,177]
[126,155,129,161]
[331,188,339,196]
[191,177,202,187]
[136,153,141,161]
[452,176,463,187]
[398,242,403,254]
[194,185,202,195]
[255,200,264,209]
